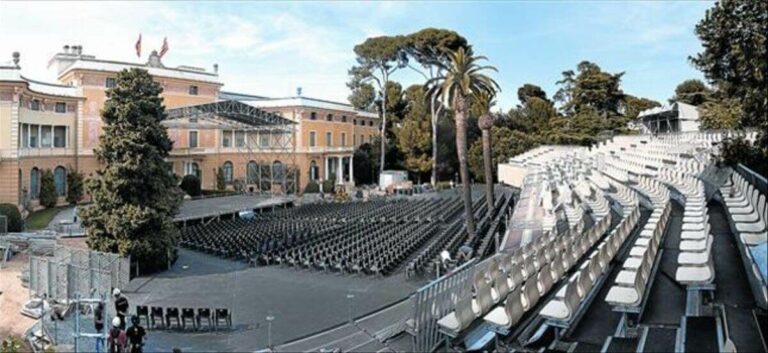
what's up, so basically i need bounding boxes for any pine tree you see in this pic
[216,167,226,191]
[38,169,57,209]
[65,167,84,205]
[80,68,182,272]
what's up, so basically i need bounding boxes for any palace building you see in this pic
[0,45,379,208]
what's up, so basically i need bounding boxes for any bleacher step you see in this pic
[682,316,718,353]
[638,327,676,352]
[601,336,638,353]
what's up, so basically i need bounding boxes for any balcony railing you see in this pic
[1,148,77,158]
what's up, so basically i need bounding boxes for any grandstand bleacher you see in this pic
[416,131,766,353]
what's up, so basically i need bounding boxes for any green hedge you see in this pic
[304,181,320,193]
[180,175,202,197]
[0,203,23,232]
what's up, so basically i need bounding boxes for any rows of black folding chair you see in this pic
[135,305,232,331]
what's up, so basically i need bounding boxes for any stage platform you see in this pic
[174,194,295,223]
[112,249,423,351]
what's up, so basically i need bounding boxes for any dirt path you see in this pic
[0,252,35,340]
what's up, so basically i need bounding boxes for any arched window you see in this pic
[222,161,233,183]
[54,166,67,196]
[191,162,200,178]
[272,160,284,181]
[30,167,40,199]
[309,160,318,181]
[247,161,258,184]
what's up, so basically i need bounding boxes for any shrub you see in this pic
[66,168,85,205]
[216,167,226,191]
[322,179,335,194]
[39,169,57,208]
[179,174,202,197]
[233,178,246,192]
[304,181,320,193]
[0,203,23,232]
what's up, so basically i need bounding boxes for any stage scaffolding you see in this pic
[166,100,299,195]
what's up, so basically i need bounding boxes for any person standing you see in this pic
[94,302,105,353]
[113,288,129,330]
[126,315,147,353]
[107,317,127,353]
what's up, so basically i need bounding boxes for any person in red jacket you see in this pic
[107,317,127,353]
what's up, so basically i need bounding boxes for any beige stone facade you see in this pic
[0,46,380,207]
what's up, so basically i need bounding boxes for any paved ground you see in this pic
[0,252,36,340]
[175,194,294,221]
[114,249,423,351]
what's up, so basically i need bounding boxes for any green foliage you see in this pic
[179,174,202,197]
[670,79,712,106]
[304,181,320,194]
[396,85,433,181]
[1,336,23,353]
[502,97,558,134]
[403,28,469,67]
[322,179,336,194]
[232,178,246,193]
[517,84,549,105]
[353,143,376,184]
[348,81,376,111]
[65,167,84,205]
[216,167,226,191]
[25,206,65,230]
[468,126,538,181]
[719,136,768,177]
[38,169,57,209]
[700,97,743,130]
[0,203,23,232]
[622,95,662,120]
[691,0,767,127]
[79,68,182,273]
[554,61,625,118]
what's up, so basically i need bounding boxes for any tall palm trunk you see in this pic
[454,94,476,239]
[430,103,439,186]
[479,114,495,212]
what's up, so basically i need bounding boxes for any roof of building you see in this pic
[222,93,379,118]
[59,57,222,85]
[638,101,700,121]
[0,65,81,98]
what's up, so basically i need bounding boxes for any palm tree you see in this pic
[427,47,499,239]
[475,91,497,215]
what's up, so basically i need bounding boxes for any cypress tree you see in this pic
[80,68,182,272]
[38,169,57,208]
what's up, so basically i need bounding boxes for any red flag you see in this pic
[135,34,142,58]
[159,37,169,58]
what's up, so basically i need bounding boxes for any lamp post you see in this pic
[346,293,355,323]
[266,313,275,349]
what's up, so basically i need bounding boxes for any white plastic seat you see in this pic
[522,281,541,311]
[437,295,476,337]
[540,279,580,322]
[680,235,711,252]
[676,261,715,285]
[483,288,525,329]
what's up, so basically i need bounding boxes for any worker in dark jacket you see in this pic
[126,315,147,353]
[113,288,129,329]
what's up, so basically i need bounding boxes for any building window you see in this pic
[30,167,40,199]
[353,119,357,125]
[260,133,270,148]
[54,166,67,196]
[369,121,374,127]
[272,160,284,180]
[341,133,346,146]
[31,99,41,111]
[326,132,333,147]
[21,124,29,148]
[310,112,317,120]
[53,126,66,148]
[360,134,364,144]
[189,85,199,95]
[341,115,347,123]
[222,130,232,147]
[29,125,39,148]
[235,131,246,147]
[247,161,258,184]
[185,162,200,178]
[55,102,66,113]
[189,131,198,148]
[326,114,333,122]
[41,126,53,148]
[369,134,373,142]
[353,134,356,145]
[106,78,116,88]
[222,162,233,183]
[309,160,318,181]
[309,131,316,147]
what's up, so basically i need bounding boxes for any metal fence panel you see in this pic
[412,259,476,352]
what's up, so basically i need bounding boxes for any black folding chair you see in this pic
[136,305,149,327]
[181,308,196,330]
[197,308,213,330]
[150,306,164,329]
[215,308,232,329]
[165,307,181,329]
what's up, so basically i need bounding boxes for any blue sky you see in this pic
[0,1,713,110]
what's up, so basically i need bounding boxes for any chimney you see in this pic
[12,52,20,67]
[213,63,219,74]
[296,87,303,97]
[63,45,70,54]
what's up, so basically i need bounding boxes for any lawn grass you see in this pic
[25,206,68,230]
